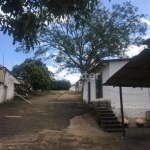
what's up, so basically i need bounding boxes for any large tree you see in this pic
[12,59,53,90]
[16,1,147,73]
[0,0,98,50]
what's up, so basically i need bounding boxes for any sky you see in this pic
[1,0,150,84]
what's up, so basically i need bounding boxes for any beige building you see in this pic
[0,65,20,103]
[69,80,83,92]
[75,80,83,92]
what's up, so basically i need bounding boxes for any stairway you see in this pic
[95,107,123,133]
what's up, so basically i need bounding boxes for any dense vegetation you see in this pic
[51,79,71,91]
[12,59,71,91]
[0,0,98,50]
[12,59,53,90]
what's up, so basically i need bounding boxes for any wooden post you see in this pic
[119,86,125,137]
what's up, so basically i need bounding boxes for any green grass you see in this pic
[29,91,67,97]
[68,91,83,95]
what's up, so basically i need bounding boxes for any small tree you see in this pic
[12,59,53,90]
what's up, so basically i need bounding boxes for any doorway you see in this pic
[88,82,91,103]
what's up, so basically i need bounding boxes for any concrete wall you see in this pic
[83,79,90,102]
[4,71,15,100]
[75,81,83,92]
[70,81,83,92]
[106,61,150,108]
[0,84,7,103]
[0,68,20,103]
[0,68,5,83]
[69,85,76,91]
[83,65,111,103]
[83,60,150,118]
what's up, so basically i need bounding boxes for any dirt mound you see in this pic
[67,114,104,137]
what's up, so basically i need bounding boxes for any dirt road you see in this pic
[0,92,149,150]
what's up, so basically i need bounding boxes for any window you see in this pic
[96,73,103,98]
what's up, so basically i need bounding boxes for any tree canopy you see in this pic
[16,1,147,73]
[12,59,53,90]
[12,58,71,91]
[51,79,71,90]
[0,0,99,50]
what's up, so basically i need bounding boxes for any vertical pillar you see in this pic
[119,86,125,137]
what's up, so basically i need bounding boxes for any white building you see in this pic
[69,84,76,91]
[75,80,83,92]
[0,65,20,103]
[69,80,83,92]
[83,59,150,119]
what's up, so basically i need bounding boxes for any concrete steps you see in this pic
[94,107,122,133]
[101,120,120,124]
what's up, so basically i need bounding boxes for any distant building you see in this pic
[69,84,76,91]
[75,80,83,92]
[0,65,20,103]
[69,80,83,92]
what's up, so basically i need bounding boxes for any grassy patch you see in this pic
[68,91,83,95]
[29,91,67,97]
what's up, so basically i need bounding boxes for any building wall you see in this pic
[0,68,20,103]
[0,84,7,103]
[75,81,83,92]
[107,61,150,112]
[4,71,15,100]
[77,81,83,92]
[83,60,150,118]
[83,62,112,103]
[83,79,90,102]
[0,68,5,83]
[69,85,76,91]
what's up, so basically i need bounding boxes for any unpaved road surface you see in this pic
[0,93,149,150]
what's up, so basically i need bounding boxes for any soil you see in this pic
[0,92,149,150]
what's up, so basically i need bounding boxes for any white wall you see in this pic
[109,87,150,108]
[76,81,83,92]
[0,69,20,103]
[83,62,111,103]
[109,61,128,76]
[69,85,76,91]
[5,71,15,100]
[106,61,150,108]
[0,84,7,103]
[83,79,89,102]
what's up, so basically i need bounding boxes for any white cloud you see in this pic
[141,18,150,26]
[0,7,5,15]
[47,66,57,73]
[126,45,147,57]
[53,52,58,55]
[45,52,50,57]
[47,65,80,84]
[61,73,80,84]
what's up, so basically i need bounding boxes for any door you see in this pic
[96,74,103,98]
[88,82,91,103]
